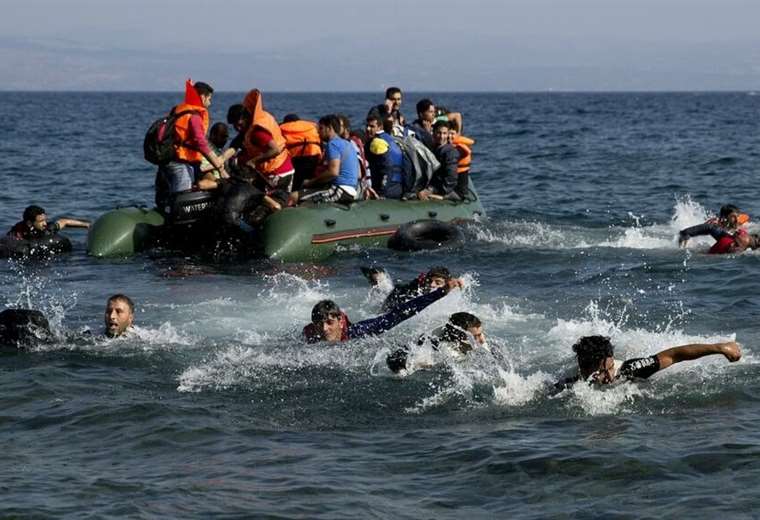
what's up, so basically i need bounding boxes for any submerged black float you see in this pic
[0,234,72,259]
[388,219,464,252]
[0,309,53,350]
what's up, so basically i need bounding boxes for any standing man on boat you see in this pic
[155,80,227,211]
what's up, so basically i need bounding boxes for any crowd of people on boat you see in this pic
[151,81,476,230]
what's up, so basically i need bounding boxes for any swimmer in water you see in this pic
[386,312,487,374]
[679,204,756,254]
[361,266,454,311]
[555,335,741,390]
[104,294,135,338]
[7,205,90,240]
[303,278,464,343]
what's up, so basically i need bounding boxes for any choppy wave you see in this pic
[470,195,724,252]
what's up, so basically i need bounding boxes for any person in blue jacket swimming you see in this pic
[302,278,464,343]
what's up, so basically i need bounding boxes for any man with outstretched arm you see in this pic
[555,335,741,390]
[8,205,90,240]
[303,278,464,343]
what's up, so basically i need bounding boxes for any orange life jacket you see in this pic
[452,135,474,174]
[243,89,290,175]
[173,80,209,163]
[280,120,322,159]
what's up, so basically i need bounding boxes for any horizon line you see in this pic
[0,89,757,94]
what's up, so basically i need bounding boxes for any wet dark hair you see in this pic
[448,118,460,132]
[385,87,402,100]
[449,312,481,331]
[572,336,614,375]
[23,205,45,223]
[193,82,214,96]
[719,204,740,218]
[311,300,342,323]
[227,104,250,125]
[318,114,342,134]
[425,266,451,284]
[416,98,434,116]
[749,233,760,249]
[433,120,451,132]
[282,113,300,123]
[107,294,134,313]
[439,312,481,352]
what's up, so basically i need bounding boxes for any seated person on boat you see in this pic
[289,114,360,205]
[417,120,461,201]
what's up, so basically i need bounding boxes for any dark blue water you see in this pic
[2,92,760,518]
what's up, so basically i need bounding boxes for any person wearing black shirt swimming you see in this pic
[380,266,452,312]
[303,278,464,343]
[7,205,90,240]
[555,335,741,390]
[386,312,487,373]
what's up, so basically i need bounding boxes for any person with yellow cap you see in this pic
[364,111,406,199]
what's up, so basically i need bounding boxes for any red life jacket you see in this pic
[708,228,746,254]
[709,236,735,254]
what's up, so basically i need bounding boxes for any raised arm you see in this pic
[56,218,91,230]
[655,341,741,370]
[618,341,741,380]
[678,223,730,247]
[348,279,463,339]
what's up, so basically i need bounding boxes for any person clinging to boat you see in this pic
[7,205,90,240]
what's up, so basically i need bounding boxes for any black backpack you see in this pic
[143,109,197,165]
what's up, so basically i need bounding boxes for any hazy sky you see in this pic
[1,0,758,91]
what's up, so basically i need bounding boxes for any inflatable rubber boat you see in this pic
[87,183,485,262]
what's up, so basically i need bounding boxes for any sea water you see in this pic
[1,92,759,518]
